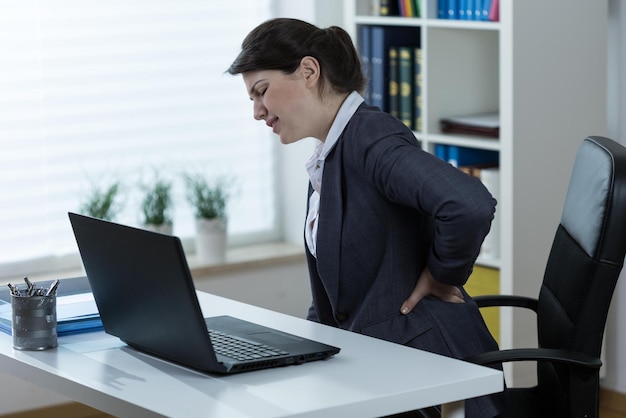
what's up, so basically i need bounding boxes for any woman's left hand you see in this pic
[400,267,465,315]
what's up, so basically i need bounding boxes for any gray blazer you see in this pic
[305,103,501,417]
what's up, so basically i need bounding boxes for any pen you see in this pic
[6,283,18,296]
[45,279,60,297]
[24,277,35,296]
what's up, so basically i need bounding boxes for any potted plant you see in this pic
[183,173,231,264]
[80,181,121,221]
[140,177,173,234]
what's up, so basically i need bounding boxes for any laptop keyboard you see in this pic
[208,329,289,362]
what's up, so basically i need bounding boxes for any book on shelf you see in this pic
[457,163,500,261]
[440,111,500,138]
[398,0,408,16]
[438,0,497,20]
[369,26,385,110]
[447,0,458,19]
[438,0,447,18]
[435,144,498,168]
[399,0,421,17]
[481,0,492,21]
[366,26,420,113]
[433,144,499,167]
[375,0,421,17]
[413,47,423,132]
[488,0,499,21]
[478,166,501,261]
[386,46,415,129]
[458,0,467,20]
[398,46,413,129]
[474,0,484,21]
[388,47,400,119]
[379,0,400,16]
[0,276,103,336]
[434,144,448,161]
[413,0,421,18]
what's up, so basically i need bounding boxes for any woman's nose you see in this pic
[253,101,266,121]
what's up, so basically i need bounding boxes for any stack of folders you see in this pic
[440,112,500,139]
[0,276,102,336]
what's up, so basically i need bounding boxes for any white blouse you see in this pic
[305,91,364,257]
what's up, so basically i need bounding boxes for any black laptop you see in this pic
[68,212,339,374]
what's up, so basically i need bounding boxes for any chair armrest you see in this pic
[465,347,602,369]
[473,294,538,312]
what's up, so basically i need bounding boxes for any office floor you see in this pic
[605,409,626,418]
[1,397,624,418]
[0,403,112,418]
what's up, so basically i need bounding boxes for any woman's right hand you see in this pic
[400,267,465,315]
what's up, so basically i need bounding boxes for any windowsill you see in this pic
[187,242,306,276]
[0,242,307,286]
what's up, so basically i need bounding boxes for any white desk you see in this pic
[0,292,502,418]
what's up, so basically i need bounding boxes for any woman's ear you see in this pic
[299,56,320,87]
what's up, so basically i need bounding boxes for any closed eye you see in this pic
[248,80,268,99]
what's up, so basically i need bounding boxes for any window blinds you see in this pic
[0,0,275,273]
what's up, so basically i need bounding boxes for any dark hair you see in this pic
[227,18,366,95]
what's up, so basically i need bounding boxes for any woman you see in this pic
[228,18,501,417]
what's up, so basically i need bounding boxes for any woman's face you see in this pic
[243,67,320,144]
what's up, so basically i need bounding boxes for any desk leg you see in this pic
[441,400,464,418]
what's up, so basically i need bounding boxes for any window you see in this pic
[0,0,274,277]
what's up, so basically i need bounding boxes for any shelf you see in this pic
[349,2,609,383]
[355,15,500,31]
[422,134,500,151]
[353,2,502,269]
[425,19,500,30]
[355,15,424,26]
[475,256,501,269]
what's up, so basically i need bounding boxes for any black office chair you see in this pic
[463,136,626,418]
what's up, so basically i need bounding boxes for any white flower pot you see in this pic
[144,223,173,235]
[195,217,227,265]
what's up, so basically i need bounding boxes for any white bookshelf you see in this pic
[344,0,608,386]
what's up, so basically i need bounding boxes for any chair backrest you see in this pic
[536,136,626,414]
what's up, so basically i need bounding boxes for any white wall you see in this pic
[272,0,345,245]
[603,0,626,394]
[194,259,311,319]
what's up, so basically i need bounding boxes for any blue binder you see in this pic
[370,26,420,112]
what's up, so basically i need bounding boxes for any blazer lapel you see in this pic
[314,143,343,305]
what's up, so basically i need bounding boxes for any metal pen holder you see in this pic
[11,293,58,351]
